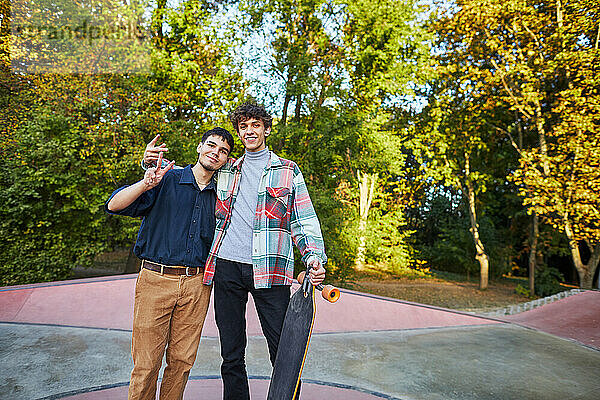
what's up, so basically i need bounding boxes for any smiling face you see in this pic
[196,134,231,171]
[236,117,270,152]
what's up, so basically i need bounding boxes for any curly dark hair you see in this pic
[229,103,273,132]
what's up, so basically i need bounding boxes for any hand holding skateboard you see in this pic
[297,271,340,303]
[307,258,326,285]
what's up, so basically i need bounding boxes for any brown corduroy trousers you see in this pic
[128,267,212,400]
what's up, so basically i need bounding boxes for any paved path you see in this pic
[505,290,600,349]
[1,275,599,399]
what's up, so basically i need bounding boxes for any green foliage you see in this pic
[414,193,516,279]
[5,0,593,294]
[0,0,244,285]
[534,267,564,297]
[515,284,530,297]
[342,0,432,109]
[365,209,413,271]
[426,218,478,276]
[0,110,131,285]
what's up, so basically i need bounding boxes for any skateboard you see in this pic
[267,264,340,400]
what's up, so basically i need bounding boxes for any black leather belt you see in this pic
[142,260,204,276]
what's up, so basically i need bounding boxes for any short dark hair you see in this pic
[202,127,234,153]
[229,103,273,132]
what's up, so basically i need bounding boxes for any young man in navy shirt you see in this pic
[106,127,233,400]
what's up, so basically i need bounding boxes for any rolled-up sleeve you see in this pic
[105,185,159,218]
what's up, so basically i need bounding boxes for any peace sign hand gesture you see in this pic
[143,134,170,167]
[143,152,174,190]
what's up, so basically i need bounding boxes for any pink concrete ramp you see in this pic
[0,274,499,335]
[505,289,600,349]
[2,276,599,400]
[0,274,502,400]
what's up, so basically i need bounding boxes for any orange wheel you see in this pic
[297,271,306,284]
[321,285,340,303]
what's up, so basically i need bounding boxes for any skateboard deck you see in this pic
[267,268,340,400]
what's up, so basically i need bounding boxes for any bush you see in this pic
[515,284,531,297]
[534,267,564,297]
[0,110,137,285]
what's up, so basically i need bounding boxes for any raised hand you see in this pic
[143,152,175,189]
[143,134,170,167]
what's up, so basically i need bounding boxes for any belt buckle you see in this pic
[185,267,194,276]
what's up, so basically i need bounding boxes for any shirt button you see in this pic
[192,220,196,223]
[189,234,193,238]
[187,249,191,253]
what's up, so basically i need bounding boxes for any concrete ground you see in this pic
[1,275,599,400]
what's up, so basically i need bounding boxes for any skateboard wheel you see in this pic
[297,271,306,284]
[321,285,340,303]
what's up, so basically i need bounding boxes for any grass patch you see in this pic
[334,268,535,312]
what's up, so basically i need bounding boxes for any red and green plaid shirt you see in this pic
[203,151,327,288]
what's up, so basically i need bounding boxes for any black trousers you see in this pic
[214,258,293,400]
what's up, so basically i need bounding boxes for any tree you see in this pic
[426,0,600,290]
[339,0,431,272]
[238,0,431,276]
[452,0,600,289]
[414,1,527,290]
[0,0,244,285]
[455,0,562,293]
[413,92,509,289]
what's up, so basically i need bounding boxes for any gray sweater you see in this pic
[217,148,269,264]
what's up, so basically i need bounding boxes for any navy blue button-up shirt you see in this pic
[105,165,216,267]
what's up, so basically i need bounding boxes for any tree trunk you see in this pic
[463,153,489,290]
[534,103,550,176]
[528,212,539,294]
[281,74,293,126]
[355,171,377,271]
[563,217,600,289]
[309,76,330,130]
[514,113,538,294]
[587,243,600,289]
[294,94,302,121]
[281,94,291,126]
[356,218,368,270]
[152,0,168,49]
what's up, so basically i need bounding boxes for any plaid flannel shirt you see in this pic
[203,151,327,288]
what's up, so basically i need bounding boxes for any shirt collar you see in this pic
[179,165,216,190]
[266,151,282,169]
[232,156,244,170]
[179,165,195,184]
[205,178,217,190]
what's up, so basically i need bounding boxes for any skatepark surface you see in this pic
[1,274,599,400]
